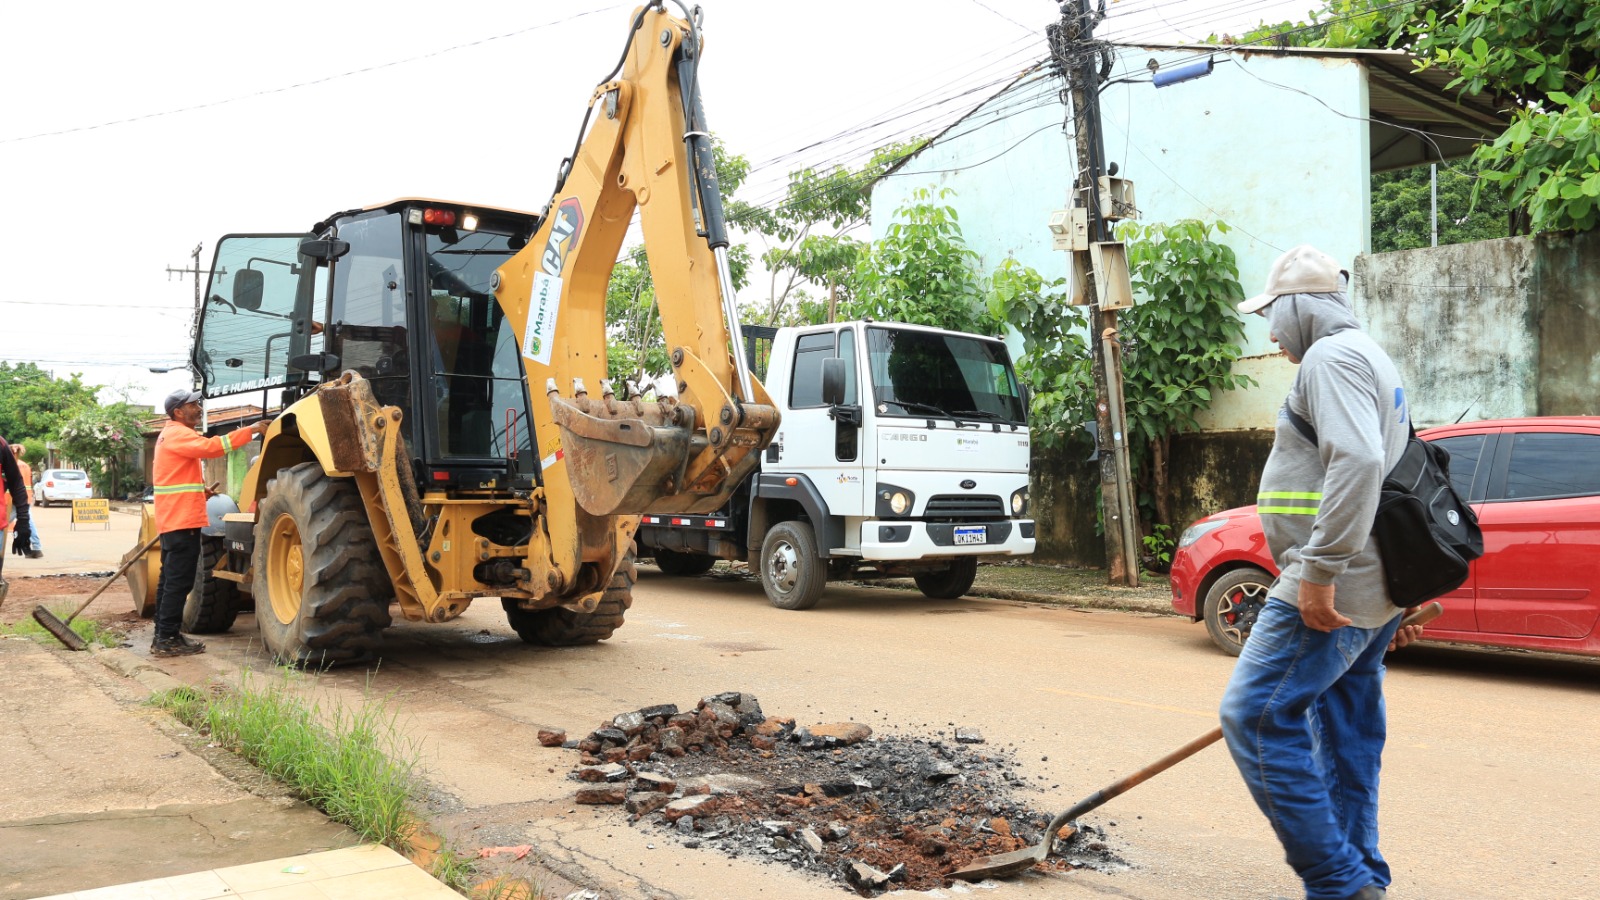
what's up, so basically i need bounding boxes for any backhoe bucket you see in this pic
[550,393,694,517]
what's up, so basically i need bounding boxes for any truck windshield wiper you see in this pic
[888,400,951,417]
[950,409,1003,420]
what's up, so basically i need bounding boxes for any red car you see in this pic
[1171,417,1600,657]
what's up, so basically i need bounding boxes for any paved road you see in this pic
[3,503,141,577]
[136,565,1597,900]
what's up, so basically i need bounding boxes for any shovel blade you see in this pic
[949,845,1047,881]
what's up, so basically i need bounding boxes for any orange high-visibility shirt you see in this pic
[153,421,254,534]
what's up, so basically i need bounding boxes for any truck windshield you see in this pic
[865,327,1026,424]
[424,229,534,462]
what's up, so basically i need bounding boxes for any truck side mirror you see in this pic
[234,269,265,311]
[820,357,846,406]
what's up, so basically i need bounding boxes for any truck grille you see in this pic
[923,494,1004,519]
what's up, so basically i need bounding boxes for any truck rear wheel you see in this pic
[760,521,826,611]
[653,548,715,576]
[913,557,978,600]
[252,463,392,667]
[503,545,635,645]
[183,535,240,634]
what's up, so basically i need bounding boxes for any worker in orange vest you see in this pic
[0,436,33,601]
[8,443,42,558]
[151,389,267,657]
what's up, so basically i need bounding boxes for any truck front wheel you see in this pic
[760,521,826,611]
[913,557,978,600]
[252,463,393,667]
[503,545,635,645]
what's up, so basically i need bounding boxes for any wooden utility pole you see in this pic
[1050,0,1140,585]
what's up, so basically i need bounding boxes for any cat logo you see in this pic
[541,197,585,276]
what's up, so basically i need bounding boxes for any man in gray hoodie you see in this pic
[1219,245,1426,900]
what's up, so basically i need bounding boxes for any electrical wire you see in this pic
[0,4,626,145]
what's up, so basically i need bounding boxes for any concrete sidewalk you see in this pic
[0,636,452,900]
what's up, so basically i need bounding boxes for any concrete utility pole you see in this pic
[1050,0,1141,585]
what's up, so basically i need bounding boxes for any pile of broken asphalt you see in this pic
[545,691,1127,896]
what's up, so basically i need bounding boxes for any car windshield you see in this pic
[864,327,1027,423]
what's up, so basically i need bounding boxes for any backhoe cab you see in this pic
[159,2,778,666]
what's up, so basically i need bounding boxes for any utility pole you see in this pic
[1050,0,1141,585]
[166,243,217,429]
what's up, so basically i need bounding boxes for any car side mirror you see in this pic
[821,357,846,406]
[234,268,264,311]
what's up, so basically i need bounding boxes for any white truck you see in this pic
[637,320,1036,608]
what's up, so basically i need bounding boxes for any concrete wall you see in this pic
[1357,230,1600,422]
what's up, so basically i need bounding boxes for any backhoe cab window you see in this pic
[196,236,318,397]
[424,227,533,463]
[866,327,1026,424]
[329,213,411,420]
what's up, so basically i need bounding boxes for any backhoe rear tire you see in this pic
[183,535,240,634]
[252,462,392,667]
[503,544,635,646]
[653,548,716,576]
[913,557,978,600]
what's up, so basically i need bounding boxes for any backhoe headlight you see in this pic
[1010,488,1028,516]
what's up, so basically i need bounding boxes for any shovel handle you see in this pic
[62,535,161,626]
[1041,601,1445,838]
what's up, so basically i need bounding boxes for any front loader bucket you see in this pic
[550,392,774,516]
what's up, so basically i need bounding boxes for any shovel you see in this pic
[950,601,1445,881]
[32,536,160,651]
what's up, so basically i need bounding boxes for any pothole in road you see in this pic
[547,692,1128,895]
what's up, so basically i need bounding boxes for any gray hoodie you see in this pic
[1258,291,1410,628]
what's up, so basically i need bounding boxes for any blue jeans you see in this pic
[1219,597,1403,900]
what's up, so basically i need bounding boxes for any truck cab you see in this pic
[638,320,1035,609]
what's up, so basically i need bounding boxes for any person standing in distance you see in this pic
[9,443,43,557]
[151,389,267,657]
[1218,246,1427,900]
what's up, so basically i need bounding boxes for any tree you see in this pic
[56,401,145,498]
[1371,164,1511,252]
[604,136,755,388]
[845,187,1003,336]
[986,259,1091,450]
[750,142,923,326]
[1224,1,1600,234]
[0,362,100,450]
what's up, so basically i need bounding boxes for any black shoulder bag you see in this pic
[1283,407,1485,607]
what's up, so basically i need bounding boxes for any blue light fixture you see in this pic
[1153,57,1214,88]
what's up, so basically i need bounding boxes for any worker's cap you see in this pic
[1237,244,1346,315]
[163,388,203,416]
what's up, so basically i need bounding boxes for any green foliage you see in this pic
[1225,0,1600,234]
[1117,220,1255,445]
[752,142,922,325]
[1141,523,1176,574]
[0,362,99,449]
[0,602,122,647]
[56,401,145,497]
[1372,164,1511,252]
[986,258,1090,450]
[845,187,1003,335]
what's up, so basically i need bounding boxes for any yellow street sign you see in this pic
[72,498,111,529]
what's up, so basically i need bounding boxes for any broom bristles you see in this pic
[31,606,88,651]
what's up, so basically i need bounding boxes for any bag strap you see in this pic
[1283,403,1317,446]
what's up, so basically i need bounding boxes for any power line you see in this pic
[0,4,625,145]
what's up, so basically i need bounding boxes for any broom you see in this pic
[33,536,160,651]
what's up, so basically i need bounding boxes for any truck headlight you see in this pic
[890,491,909,515]
[876,483,914,518]
[1010,488,1028,516]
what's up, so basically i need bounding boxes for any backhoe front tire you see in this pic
[252,463,392,667]
[183,535,240,634]
[503,545,635,646]
[653,548,716,577]
[913,557,978,600]
[760,521,826,611]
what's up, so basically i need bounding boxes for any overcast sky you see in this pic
[0,0,1316,410]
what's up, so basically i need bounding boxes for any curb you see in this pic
[91,645,188,696]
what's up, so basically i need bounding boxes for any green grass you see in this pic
[0,604,122,647]
[153,670,419,847]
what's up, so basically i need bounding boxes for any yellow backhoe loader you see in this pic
[131,2,778,665]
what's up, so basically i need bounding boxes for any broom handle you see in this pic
[64,535,161,625]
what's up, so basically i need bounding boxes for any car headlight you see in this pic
[1177,517,1229,548]
[1010,488,1027,516]
[889,491,909,515]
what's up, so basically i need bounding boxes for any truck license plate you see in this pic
[954,526,987,545]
